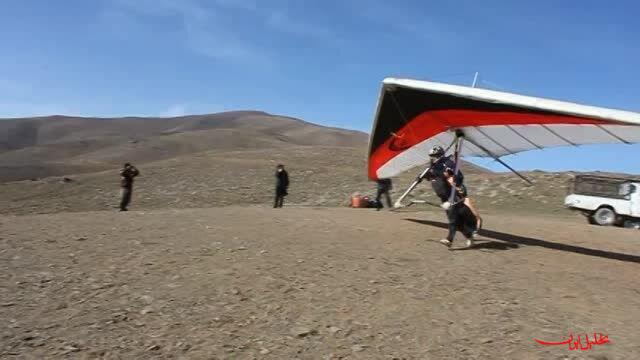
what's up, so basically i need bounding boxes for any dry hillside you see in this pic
[0,111,495,216]
[1,111,637,218]
[0,111,367,182]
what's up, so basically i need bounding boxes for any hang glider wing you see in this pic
[368,78,640,180]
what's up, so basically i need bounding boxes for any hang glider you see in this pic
[368,77,640,181]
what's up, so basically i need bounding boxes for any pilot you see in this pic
[422,145,482,244]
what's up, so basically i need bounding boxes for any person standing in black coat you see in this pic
[119,163,139,211]
[274,164,289,208]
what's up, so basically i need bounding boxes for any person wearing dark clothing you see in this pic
[421,145,480,247]
[421,146,464,200]
[119,163,139,211]
[274,164,289,208]
[375,178,393,210]
[423,146,482,224]
[441,170,477,247]
[445,201,477,244]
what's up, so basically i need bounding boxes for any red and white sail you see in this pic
[368,78,640,180]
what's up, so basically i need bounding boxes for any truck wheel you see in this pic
[593,207,616,226]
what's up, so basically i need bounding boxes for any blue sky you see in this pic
[1,0,639,173]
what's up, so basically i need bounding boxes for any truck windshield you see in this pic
[619,183,632,196]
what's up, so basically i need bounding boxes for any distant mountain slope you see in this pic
[0,111,366,150]
[4,110,638,216]
[0,111,372,182]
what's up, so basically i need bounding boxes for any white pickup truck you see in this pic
[564,175,640,228]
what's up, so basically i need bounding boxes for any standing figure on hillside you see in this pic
[375,178,393,210]
[119,162,140,211]
[274,164,289,208]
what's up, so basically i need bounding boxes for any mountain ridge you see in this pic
[0,110,378,182]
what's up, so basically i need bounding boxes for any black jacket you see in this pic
[120,167,139,188]
[276,169,289,189]
[424,155,464,185]
[423,156,464,203]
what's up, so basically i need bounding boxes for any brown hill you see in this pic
[4,111,637,217]
[0,110,496,215]
[0,111,369,182]
[5,109,635,218]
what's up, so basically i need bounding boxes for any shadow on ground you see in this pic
[406,218,640,264]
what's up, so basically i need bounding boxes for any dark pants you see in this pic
[120,187,132,211]
[375,188,392,209]
[274,186,287,208]
[446,202,477,241]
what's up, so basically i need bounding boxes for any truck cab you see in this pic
[564,175,640,228]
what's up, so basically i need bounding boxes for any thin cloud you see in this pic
[106,0,338,63]
[345,0,461,44]
[108,0,268,64]
[215,1,339,45]
[265,9,334,42]
[212,0,258,12]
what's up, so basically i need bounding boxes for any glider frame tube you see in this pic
[393,164,433,208]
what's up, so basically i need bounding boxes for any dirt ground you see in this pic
[1,206,639,359]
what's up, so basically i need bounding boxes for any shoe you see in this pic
[466,238,474,248]
[439,239,452,247]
